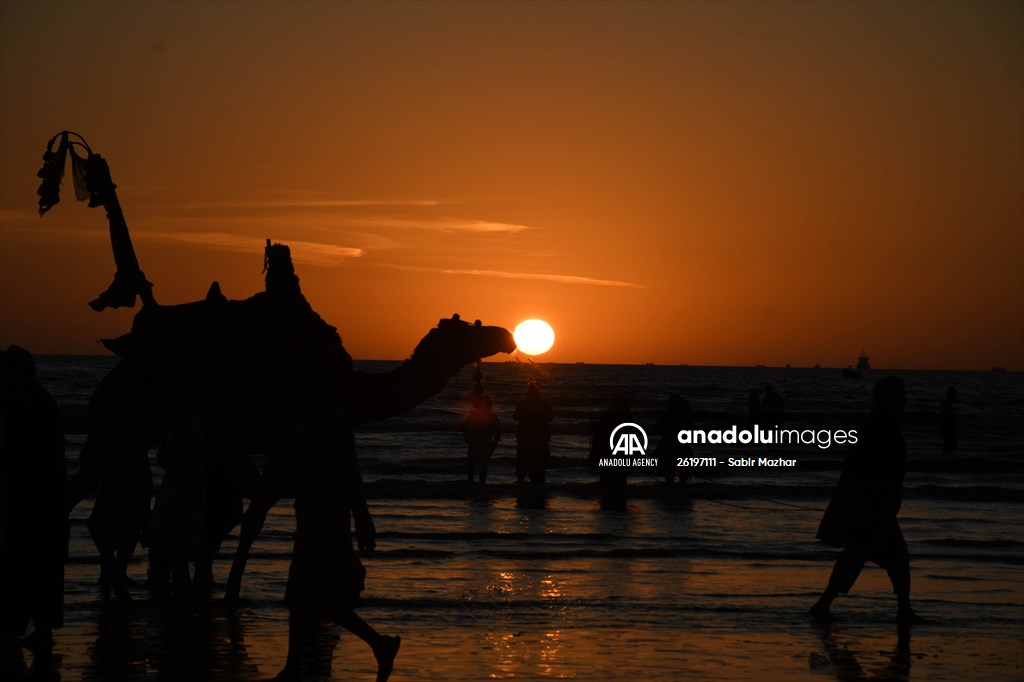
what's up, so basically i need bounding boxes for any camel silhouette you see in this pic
[40,132,516,597]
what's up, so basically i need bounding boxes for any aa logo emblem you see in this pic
[609,423,648,456]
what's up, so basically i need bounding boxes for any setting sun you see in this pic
[513,319,555,356]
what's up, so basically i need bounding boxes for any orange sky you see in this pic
[1,1,1021,369]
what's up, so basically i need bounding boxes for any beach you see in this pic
[7,358,1024,680]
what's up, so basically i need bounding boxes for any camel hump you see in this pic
[206,282,226,302]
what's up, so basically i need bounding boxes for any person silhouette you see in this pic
[811,376,921,625]
[654,393,692,485]
[64,359,153,601]
[0,346,67,651]
[274,399,400,682]
[513,381,553,484]
[463,395,500,484]
[760,384,785,428]
[142,413,208,601]
[747,387,761,426]
[591,396,632,510]
[939,387,957,452]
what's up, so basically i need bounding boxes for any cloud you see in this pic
[349,216,532,234]
[104,200,537,237]
[141,231,363,267]
[387,264,645,289]
[160,199,443,211]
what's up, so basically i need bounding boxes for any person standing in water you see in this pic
[513,381,553,484]
[463,395,500,484]
[760,384,785,428]
[0,346,67,651]
[590,396,633,510]
[654,393,692,486]
[940,387,958,452]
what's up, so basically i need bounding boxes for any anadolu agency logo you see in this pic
[610,422,648,456]
[598,423,658,469]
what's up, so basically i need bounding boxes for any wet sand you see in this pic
[7,551,1022,681]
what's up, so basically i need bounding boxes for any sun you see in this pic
[513,319,555,356]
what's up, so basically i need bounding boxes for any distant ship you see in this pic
[843,352,870,379]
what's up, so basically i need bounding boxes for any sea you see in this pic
[13,356,1024,681]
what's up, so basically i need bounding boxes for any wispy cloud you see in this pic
[110,205,536,238]
[387,264,644,289]
[161,199,443,211]
[348,216,533,234]
[141,231,363,267]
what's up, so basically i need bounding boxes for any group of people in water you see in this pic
[462,379,556,486]
[462,375,954,627]
[463,379,694,502]
[3,338,958,675]
[463,381,765,497]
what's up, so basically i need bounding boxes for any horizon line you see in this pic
[23,353,1019,373]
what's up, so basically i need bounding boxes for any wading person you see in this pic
[513,381,553,484]
[940,386,958,452]
[590,396,632,510]
[0,346,67,650]
[654,393,692,486]
[811,376,921,625]
[463,395,500,484]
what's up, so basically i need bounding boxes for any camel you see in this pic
[38,132,515,597]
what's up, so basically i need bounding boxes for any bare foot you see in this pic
[809,603,837,623]
[224,582,241,607]
[897,608,926,626]
[270,663,301,681]
[374,635,401,682]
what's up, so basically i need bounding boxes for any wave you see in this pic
[921,538,1024,549]
[95,544,1018,567]
[909,485,1024,502]
[351,479,1024,504]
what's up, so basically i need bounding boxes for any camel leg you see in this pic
[226,449,294,603]
[224,498,273,603]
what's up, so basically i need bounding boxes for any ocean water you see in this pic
[17,357,1024,680]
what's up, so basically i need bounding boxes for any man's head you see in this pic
[0,345,35,386]
[874,376,906,415]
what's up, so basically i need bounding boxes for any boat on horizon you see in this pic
[843,351,870,378]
